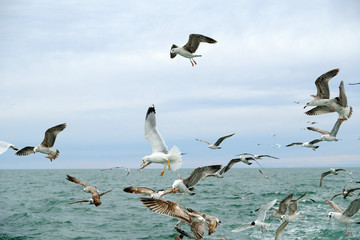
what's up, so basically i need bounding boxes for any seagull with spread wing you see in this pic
[140,105,183,176]
[320,168,352,187]
[123,186,179,199]
[66,175,105,207]
[15,123,66,161]
[238,153,279,160]
[170,34,217,66]
[196,133,234,150]
[285,139,322,151]
[307,119,344,141]
[0,141,18,155]
[326,198,360,236]
[69,190,112,205]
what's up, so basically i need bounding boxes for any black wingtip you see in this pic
[146,104,155,118]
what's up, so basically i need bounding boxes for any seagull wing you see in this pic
[344,188,360,199]
[258,154,279,159]
[160,187,181,197]
[325,200,344,213]
[219,158,241,174]
[257,199,277,222]
[140,198,191,223]
[123,186,155,196]
[231,224,254,232]
[183,165,222,188]
[330,119,343,137]
[15,146,35,156]
[196,139,212,146]
[309,139,322,144]
[183,34,217,53]
[338,81,348,107]
[144,105,168,153]
[99,190,112,197]
[330,192,342,201]
[0,141,18,154]
[305,106,335,116]
[68,199,89,205]
[307,127,329,136]
[41,123,66,147]
[66,175,89,188]
[314,68,339,99]
[343,198,360,218]
[319,171,331,187]
[275,221,290,240]
[286,142,302,147]
[277,193,294,215]
[213,133,235,146]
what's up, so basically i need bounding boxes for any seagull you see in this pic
[307,119,343,141]
[269,194,293,219]
[238,153,279,160]
[232,199,277,233]
[349,82,360,85]
[343,188,360,199]
[101,166,131,176]
[304,68,339,109]
[232,155,264,168]
[187,208,221,235]
[285,139,322,151]
[259,170,276,179]
[0,141,18,155]
[275,192,307,240]
[68,190,112,205]
[162,165,221,198]
[140,198,207,239]
[234,192,253,200]
[140,105,183,176]
[170,34,217,66]
[66,175,103,207]
[320,168,352,187]
[196,133,234,149]
[123,186,179,199]
[307,121,318,125]
[15,123,66,161]
[207,158,242,178]
[306,81,353,120]
[326,198,360,236]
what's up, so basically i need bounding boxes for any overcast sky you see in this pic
[0,0,359,169]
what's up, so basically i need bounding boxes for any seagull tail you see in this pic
[169,146,183,171]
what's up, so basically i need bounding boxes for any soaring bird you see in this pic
[238,153,279,160]
[207,158,243,178]
[0,141,18,155]
[319,168,352,187]
[16,123,66,161]
[68,190,112,205]
[285,139,322,151]
[232,199,277,233]
[163,165,221,198]
[140,198,207,239]
[326,199,360,236]
[187,208,221,235]
[231,155,264,168]
[140,105,182,176]
[170,34,217,66]
[307,119,343,142]
[196,133,234,149]
[269,193,293,219]
[123,186,179,199]
[66,175,104,207]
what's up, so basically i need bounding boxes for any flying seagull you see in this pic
[232,199,277,233]
[140,198,207,239]
[304,68,339,109]
[259,170,276,178]
[275,192,307,240]
[326,198,360,236]
[231,155,264,168]
[16,123,66,161]
[187,208,221,235]
[238,153,279,159]
[307,119,343,142]
[0,141,18,155]
[285,139,322,151]
[123,186,179,199]
[320,168,352,187]
[349,82,360,85]
[69,190,112,205]
[170,34,217,66]
[269,193,294,219]
[196,133,234,149]
[140,105,183,176]
[207,158,243,178]
[66,175,103,207]
[234,192,253,200]
[162,165,221,198]
[101,166,131,176]
[305,81,353,120]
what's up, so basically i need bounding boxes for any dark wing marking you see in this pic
[123,186,155,196]
[183,165,221,188]
[213,133,235,146]
[314,68,339,99]
[305,106,335,116]
[41,123,66,147]
[320,170,331,187]
[66,175,89,187]
[343,198,360,218]
[219,159,241,174]
[16,146,35,156]
[183,34,217,53]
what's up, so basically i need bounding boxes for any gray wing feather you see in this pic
[307,127,329,136]
[305,106,335,116]
[275,221,289,240]
[15,146,35,156]
[314,68,339,99]
[183,165,221,188]
[219,159,241,174]
[330,119,343,137]
[41,123,66,147]
[183,34,217,53]
[343,198,360,218]
[338,81,348,107]
[213,133,235,146]
[320,171,331,187]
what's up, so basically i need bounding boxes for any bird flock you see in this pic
[1,34,359,239]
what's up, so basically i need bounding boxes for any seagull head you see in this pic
[33,146,39,153]
[328,212,334,221]
[170,44,178,58]
[250,221,256,226]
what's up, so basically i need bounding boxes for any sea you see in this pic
[0,168,359,240]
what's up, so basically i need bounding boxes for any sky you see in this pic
[0,0,359,169]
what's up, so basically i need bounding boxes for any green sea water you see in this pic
[0,168,359,240]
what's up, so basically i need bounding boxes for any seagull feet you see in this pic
[140,160,145,168]
[189,59,197,67]
[168,160,171,170]
[160,165,166,176]
[46,156,53,162]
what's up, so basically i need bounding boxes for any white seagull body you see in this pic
[0,141,18,155]
[140,105,183,176]
[326,198,360,236]
[15,123,66,161]
[232,199,277,233]
[232,155,264,168]
[285,139,322,151]
[196,133,234,149]
[307,119,343,141]
[170,34,217,66]
[320,168,351,187]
